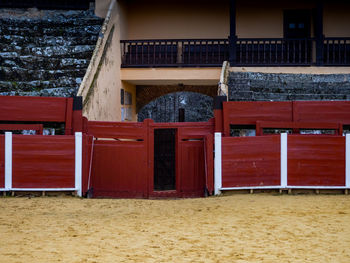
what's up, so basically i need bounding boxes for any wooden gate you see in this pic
[86,119,214,198]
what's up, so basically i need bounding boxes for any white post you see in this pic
[214,132,222,195]
[346,134,350,188]
[75,132,83,197]
[5,132,12,190]
[280,133,288,188]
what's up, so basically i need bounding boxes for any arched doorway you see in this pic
[138,91,214,122]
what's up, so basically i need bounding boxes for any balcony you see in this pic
[121,37,350,67]
[121,39,229,67]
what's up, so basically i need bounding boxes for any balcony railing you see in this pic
[120,39,229,67]
[235,38,313,66]
[323,38,350,66]
[121,37,350,67]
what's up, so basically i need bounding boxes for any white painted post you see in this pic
[214,132,222,195]
[346,134,350,188]
[280,133,288,188]
[5,132,12,190]
[75,132,83,197]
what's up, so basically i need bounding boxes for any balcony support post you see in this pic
[315,0,324,66]
[229,0,237,65]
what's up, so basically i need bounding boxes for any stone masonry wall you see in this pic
[0,8,103,97]
[228,71,350,101]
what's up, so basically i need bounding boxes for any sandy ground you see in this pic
[0,195,350,263]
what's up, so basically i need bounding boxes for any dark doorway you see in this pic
[154,129,176,191]
[284,10,311,39]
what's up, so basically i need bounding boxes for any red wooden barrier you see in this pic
[12,135,75,188]
[88,121,148,198]
[0,95,83,135]
[87,121,145,139]
[82,135,93,196]
[177,122,214,197]
[222,101,293,136]
[0,124,44,134]
[0,135,4,189]
[293,101,350,124]
[147,121,214,198]
[87,120,214,198]
[288,135,345,186]
[222,136,280,187]
[0,96,70,122]
[91,140,148,198]
[179,140,206,197]
[221,101,350,137]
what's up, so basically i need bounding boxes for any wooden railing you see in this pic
[121,37,350,67]
[120,39,229,67]
[235,38,313,66]
[323,38,350,66]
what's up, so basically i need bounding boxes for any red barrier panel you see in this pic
[91,140,148,198]
[87,121,146,139]
[222,136,280,187]
[288,135,345,186]
[82,135,93,196]
[179,140,206,197]
[223,101,293,136]
[0,96,70,122]
[12,135,75,188]
[294,101,350,124]
[0,135,4,188]
[88,120,214,198]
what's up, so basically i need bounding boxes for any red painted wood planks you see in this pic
[0,135,4,188]
[87,121,146,140]
[82,135,93,195]
[293,101,350,124]
[180,140,206,197]
[223,101,293,136]
[288,135,345,186]
[12,135,75,188]
[222,136,281,187]
[0,96,69,122]
[91,140,148,198]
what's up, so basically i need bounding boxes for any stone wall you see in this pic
[0,8,103,97]
[228,71,350,101]
[138,92,213,123]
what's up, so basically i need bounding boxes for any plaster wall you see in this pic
[78,0,130,121]
[116,0,350,39]
[324,2,350,37]
[121,0,230,39]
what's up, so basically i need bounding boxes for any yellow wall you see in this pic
[79,0,134,122]
[121,81,137,121]
[236,0,316,38]
[116,0,350,40]
[120,0,229,39]
[324,2,350,37]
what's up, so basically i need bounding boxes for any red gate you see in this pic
[86,119,214,198]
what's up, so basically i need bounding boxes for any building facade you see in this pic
[78,0,350,122]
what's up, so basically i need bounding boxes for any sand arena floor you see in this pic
[0,194,350,262]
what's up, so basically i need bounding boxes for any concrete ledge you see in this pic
[230,67,350,75]
[121,68,221,85]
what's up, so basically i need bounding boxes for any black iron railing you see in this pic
[323,38,350,66]
[121,37,350,67]
[120,39,229,67]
